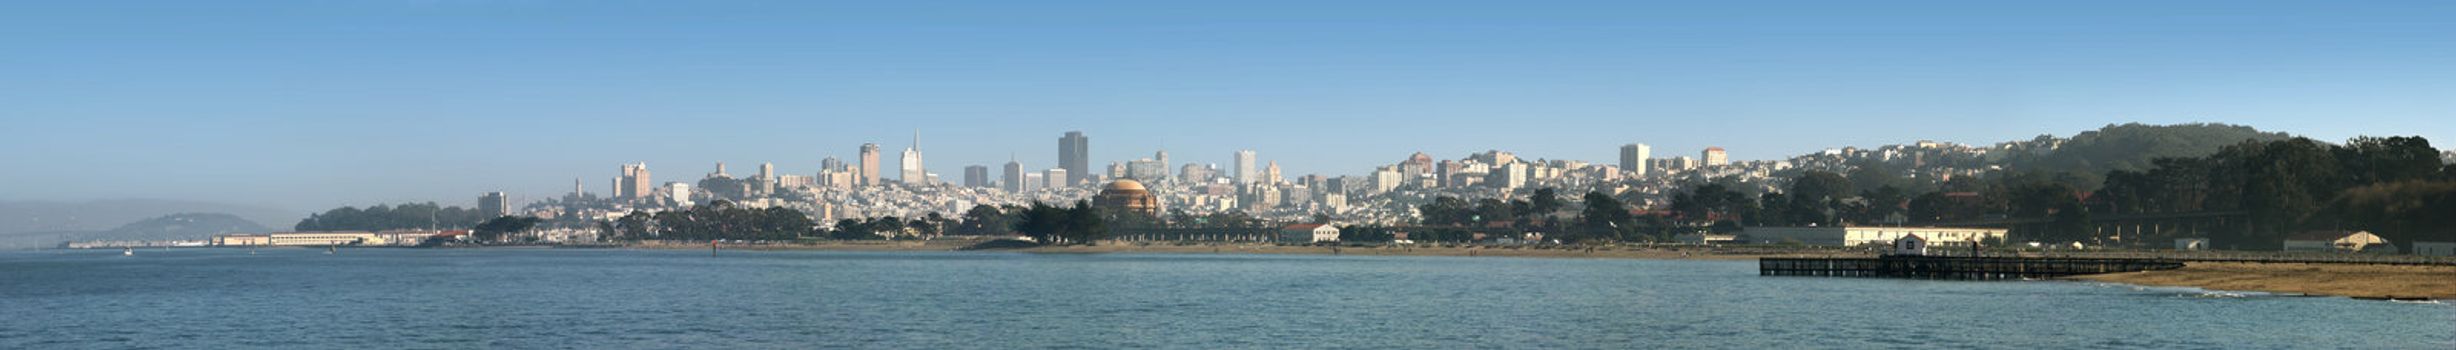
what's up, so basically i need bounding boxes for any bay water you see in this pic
[2,249,2449,349]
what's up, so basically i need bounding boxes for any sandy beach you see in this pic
[2072,262,2456,300]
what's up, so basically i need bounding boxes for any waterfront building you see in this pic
[1278,224,1340,244]
[2282,230,2391,253]
[2415,241,2456,256]
[257,232,380,246]
[1620,143,1652,178]
[1059,131,1090,186]
[213,234,270,246]
[1234,150,1257,184]
[859,143,881,186]
[1740,226,2006,248]
[478,192,510,218]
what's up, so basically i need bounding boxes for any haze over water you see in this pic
[3,249,2447,349]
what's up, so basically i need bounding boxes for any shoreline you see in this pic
[660,239,1873,261]
[677,241,2456,300]
[84,241,2452,301]
[2069,262,2456,300]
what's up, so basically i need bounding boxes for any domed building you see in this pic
[1095,179,1162,218]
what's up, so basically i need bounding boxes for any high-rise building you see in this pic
[1044,168,1069,190]
[1003,159,1025,192]
[1106,161,1127,180]
[1154,150,1170,176]
[1264,161,1282,185]
[1497,162,1529,189]
[1127,158,1167,182]
[858,143,881,186]
[900,131,925,184]
[1233,150,1257,184]
[821,157,845,172]
[1703,147,1728,166]
[1059,131,1090,186]
[1620,143,1652,178]
[1023,173,1045,192]
[1371,167,1402,194]
[964,165,990,188]
[666,182,693,207]
[478,192,510,218]
[618,163,652,200]
[1179,163,1213,183]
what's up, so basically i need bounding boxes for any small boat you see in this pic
[326,245,337,255]
[123,247,133,256]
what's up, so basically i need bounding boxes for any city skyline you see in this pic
[5,1,2454,211]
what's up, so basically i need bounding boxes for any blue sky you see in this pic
[2,0,2451,212]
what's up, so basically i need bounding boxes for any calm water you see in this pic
[2,249,2449,349]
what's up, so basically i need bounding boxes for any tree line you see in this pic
[295,202,489,231]
[1659,135,2456,250]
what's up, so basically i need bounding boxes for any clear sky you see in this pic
[3,0,2451,213]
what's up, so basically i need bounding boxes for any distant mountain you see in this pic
[1999,123,2293,176]
[0,199,298,235]
[0,213,272,249]
[91,213,270,241]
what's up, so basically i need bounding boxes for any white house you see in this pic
[1280,224,1340,244]
[1892,234,1929,256]
[1676,233,1738,245]
[2281,230,2390,253]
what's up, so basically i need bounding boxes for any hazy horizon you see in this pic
[5,1,2452,212]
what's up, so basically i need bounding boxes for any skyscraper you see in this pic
[1264,161,1282,185]
[1003,159,1025,192]
[1154,150,1171,178]
[858,143,881,186]
[963,165,990,188]
[478,192,510,218]
[1620,143,1652,178]
[900,131,925,184]
[1059,131,1090,186]
[618,163,652,200]
[1233,150,1257,184]
[1703,147,1728,166]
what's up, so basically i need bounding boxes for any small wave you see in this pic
[2188,291,2252,298]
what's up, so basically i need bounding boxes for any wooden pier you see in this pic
[1760,256,2184,280]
